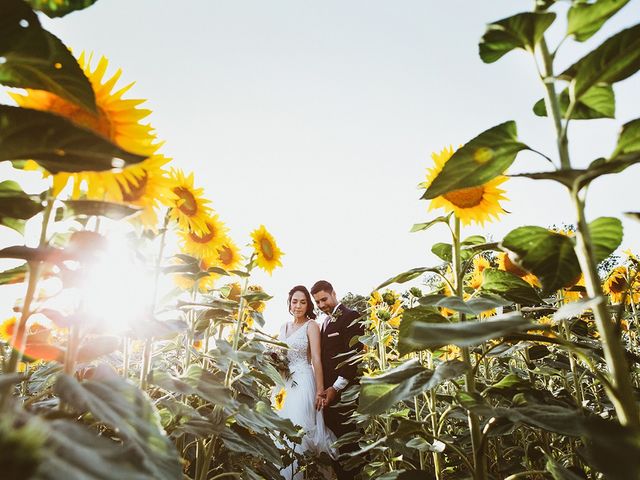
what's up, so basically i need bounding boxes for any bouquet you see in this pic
[267,345,293,384]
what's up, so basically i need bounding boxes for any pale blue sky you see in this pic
[2,1,639,332]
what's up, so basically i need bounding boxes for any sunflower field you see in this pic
[1,1,640,479]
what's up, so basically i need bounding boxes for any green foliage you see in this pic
[480,268,543,305]
[479,12,556,63]
[502,226,581,295]
[566,0,631,42]
[0,0,96,112]
[533,84,615,119]
[26,0,100,18]
[421,121,528,199]
[0,105,147,172]
[0,180,44,234]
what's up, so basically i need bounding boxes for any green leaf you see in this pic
[410,213,452,232]
[611,118,640,158]
[546,458,585,480]
[567,0,631,42]
[589,216,622,263]
[241,291,273,303]
[431,242,452,262]
[624,212,640,223]
[151,365,235,408]
[422,121,528,200]
[553,297,604,321]
[461,235,486,246]
[398,306,448,356]
[581,417,640,480]
[480,268,543,306]
[54,366,181,480]
[376,266,440,290]
[234,401,297,436]
[0,0,96,112]
[559,24,640,101]
[63,200,140,220]
[418,293,511,315]
[0,180,44,230]
[358,359,467,415]
[479,12,556,63]
[0,105,146,173]
[0,262,27,285]
[533,84,615,119]
[501,226,582,295]
[219,423,282,467]
[26,0,100,17]
[399,311,532,350]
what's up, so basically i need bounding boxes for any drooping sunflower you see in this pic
[497,252,540,288]
[467,255,491,290]
[10,53,162,197]
[250,225,284,275]
[177,215,228,260]
[216,239,243,272]
[603,266,629,304]
[0,317,17,342]
[168,169,213,236]
[424,146,508,226]
[274,387,287,411]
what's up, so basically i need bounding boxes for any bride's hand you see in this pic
[315,392,326,411]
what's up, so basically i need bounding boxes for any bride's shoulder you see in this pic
[305,319,320,333]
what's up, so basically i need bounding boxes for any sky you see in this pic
[1,0,639,333]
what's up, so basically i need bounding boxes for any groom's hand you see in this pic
[323,386,338,406]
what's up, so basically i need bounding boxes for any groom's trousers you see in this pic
[324,404,359,480]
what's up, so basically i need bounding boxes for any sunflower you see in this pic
[247,285,267,313]
[250,225,284,275]
[274,387,287,411]
[603,266,629,304]
[438,344,461,361]
[223,282,242,302]
[467,256,491,290]
[216,239,243,271]
[530,316,556,338]
[168,169,213,236]
[563,274,585,302]
[424,146,508,226]
[0,317,17,342]
[10,53,161,197]
[368,291,383,308]
[497,252,540,288]
[177,215,228,260]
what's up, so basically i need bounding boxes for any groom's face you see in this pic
[312,289,338,315]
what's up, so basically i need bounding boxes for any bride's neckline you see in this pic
[284,320,308,340]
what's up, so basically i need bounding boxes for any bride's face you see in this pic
[290,291,308,319]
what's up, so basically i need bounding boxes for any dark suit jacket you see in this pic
[320,303,364,392]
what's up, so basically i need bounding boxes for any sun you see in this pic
[250,225,284,275]
[424,146,508,226]
[168,169,213,236]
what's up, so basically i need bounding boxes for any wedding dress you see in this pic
[275,320,337,480]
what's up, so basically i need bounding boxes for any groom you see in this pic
[311,280,365,480]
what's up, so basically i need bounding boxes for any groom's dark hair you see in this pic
[310,280,333,295]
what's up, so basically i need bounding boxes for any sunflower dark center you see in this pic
[609,276,627,293]
[121,171,149,202]
[443,186,484,208]
[175,187,198,215]
[219,246,233,265]
[260,238,274,260]
[189,223,215,244]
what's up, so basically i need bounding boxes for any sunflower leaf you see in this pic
[0,105,146,172]
[559,23,640,101]
[0,180,44,228]
[410,213,452,232]
[26,0,100,18]
[421,121,529,200]
[533,84,615,120]
[567,0,631,42]
[0,262,27,285]
[400,311,532,350]
[480,268,543,306]
[589,217,623,264]
[63,200,140,220]
[611,118,640,159]
[431,242,452,262]
[479,12,556,63]
[501,226,581,296]
[376,266,442,290]
[398,306,448,356]
[418,293,510,315]
[0,0,96,112]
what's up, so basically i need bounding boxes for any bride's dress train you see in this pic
[275,321,337,480]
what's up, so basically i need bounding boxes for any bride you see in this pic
[275,285,337,479]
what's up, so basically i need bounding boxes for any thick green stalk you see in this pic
[453,217,486,480]
[571,191,639,429]
[426,351,441,479]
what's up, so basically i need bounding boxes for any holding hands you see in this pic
[315,386,338,411]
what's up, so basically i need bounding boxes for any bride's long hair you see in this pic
[287,285,317,320]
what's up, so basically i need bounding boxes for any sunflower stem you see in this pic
[225,273,251,387]
[453,217,486,480]
[570,190,640,429]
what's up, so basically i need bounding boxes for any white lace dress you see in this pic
[275,320,337,480]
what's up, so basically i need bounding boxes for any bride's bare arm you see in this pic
[307,321,324,395]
